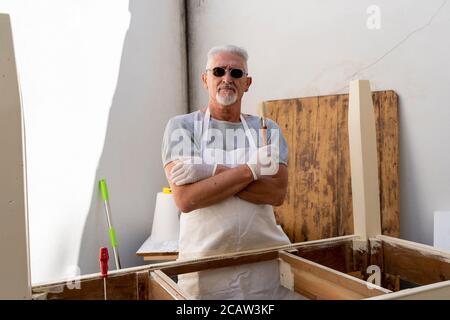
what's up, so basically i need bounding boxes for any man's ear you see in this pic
[245,76,252,92]
[201,73,208,89]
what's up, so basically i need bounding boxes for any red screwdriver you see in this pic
[99,247,109,300]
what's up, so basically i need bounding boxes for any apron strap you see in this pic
[201,108,258,153]
[240,114,258,150]
[201,108,210,153]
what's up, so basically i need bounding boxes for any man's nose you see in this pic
[222,70,234,83]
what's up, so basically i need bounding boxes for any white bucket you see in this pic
[149,188,180,242]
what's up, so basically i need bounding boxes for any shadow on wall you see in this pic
[77,0,178,276]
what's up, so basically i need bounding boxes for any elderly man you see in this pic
[161,45,301,300]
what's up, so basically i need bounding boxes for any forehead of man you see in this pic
[209,52,247,70]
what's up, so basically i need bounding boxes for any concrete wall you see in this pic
[187,0,450,245]
[0,0,187,284]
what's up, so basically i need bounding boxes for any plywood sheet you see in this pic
[265,91,399,242]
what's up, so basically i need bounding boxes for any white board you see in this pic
[0,14,31,299]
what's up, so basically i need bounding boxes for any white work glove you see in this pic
[246,144,280,180]
[170,158,218,186]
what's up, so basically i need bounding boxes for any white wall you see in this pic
[187,0,450,245]
[0,0,187,284]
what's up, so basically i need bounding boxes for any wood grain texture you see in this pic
[295,240,352,273]
[36,273,138,300]
[382,241,450,285]
[136,271,150,300]
[265,91,399,242]
[372,91,400,236]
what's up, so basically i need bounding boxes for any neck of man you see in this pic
[207,100,241,122]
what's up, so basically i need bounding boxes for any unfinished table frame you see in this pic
[31,234,450,300]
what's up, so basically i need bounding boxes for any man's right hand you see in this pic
[246,144,280,180]
[170,158,217,186]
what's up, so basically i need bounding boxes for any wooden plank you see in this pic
[367,280,450,300]
[162,251,279,277]
[148,277,174,300]
[295,96,321,242]
[265,90,399,242]
[136,271,150,300]
[265,98,297,239]
[317,95,339,239]
[34,270,180,300]
[279,251,391,300]
[373,91,400,236]
[295,239,353,273]
[0,14,32,299]
[141,253,178,261]
[378,235,450,285]
[148,271,188,300]
[34,273,138,300]
[295,95,339,240]
[336,94,354,237]
[348,80,382,239]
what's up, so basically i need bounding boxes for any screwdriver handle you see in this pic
[99,247,109,278]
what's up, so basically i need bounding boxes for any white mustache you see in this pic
[218,85,236,92]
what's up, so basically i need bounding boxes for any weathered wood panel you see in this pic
[35,273,138,300]
[267,99,298,238]
[266,91,399,242]
[382,240,450,285]
[295,239,352,273]
[373,91,400,236]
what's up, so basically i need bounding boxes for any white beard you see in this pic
[216,91,237,106]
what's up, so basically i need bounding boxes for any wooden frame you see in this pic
[32,234,450,300]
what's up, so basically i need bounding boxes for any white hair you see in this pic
[206,45,249,72]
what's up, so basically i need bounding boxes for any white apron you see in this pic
[177,109,302,300]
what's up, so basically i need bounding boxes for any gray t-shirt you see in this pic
[161,110,288,167]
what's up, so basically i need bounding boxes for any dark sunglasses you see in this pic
[207,67,247,79]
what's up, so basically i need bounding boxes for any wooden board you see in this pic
[265,91,399,242]
[348,80,382,239]
[378,235,450,286]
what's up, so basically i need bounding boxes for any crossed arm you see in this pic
[164,161,288,213]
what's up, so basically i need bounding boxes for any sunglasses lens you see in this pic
[230,69,244,78]
[212,67,225,77]
[211,67,245,78]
